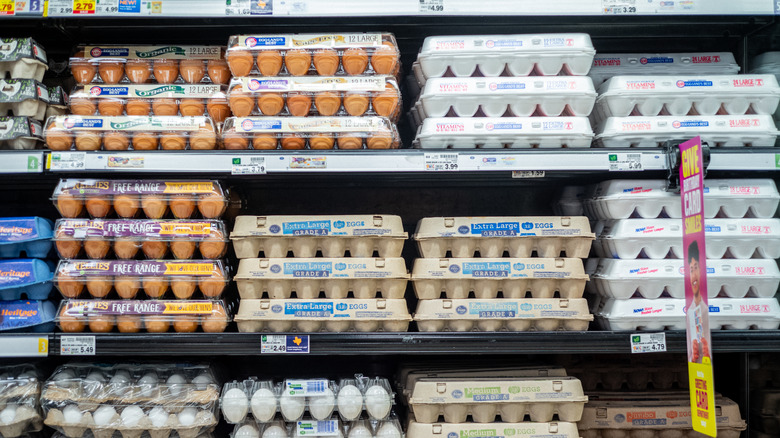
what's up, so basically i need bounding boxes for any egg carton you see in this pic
[228,76,401,120]
[0,38,48,81]
[594,218,780,259]
[0,258,53,300]
[0,300,57,333]
[589,258,780,299]
[584,178,780,220]
[55,260,229,300]
[416,34,595,78]
[407,420,579,438]
[414,217,594,258]
[412,257,588,299]
[235,258,408,299]
[44,407,217,438]
[0,79,51,120]
[53,179,228,220]
[588,52,740,86]
[595,297,780,331]
[226,34,400,78]
[231,215,407,259]
[69,84,231,123]
[222,117,400,150]
[0,364,42,436]
[594,114,779,147]
[46,86,69,119]
[235,299,411,333]
[53,432,214,438]
[0,403,42,438]
[232,417,404,438]
[53,219,228,260]
[44,116,220,151]
[408,376,587,423]
[70,45,229,86]
[0,116,44,150]
[0,217,53,258]
[554,186,590,217]
[567,361,688,391]
[413,117,594,149]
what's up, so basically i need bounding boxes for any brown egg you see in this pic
[201,303,228,333]
[180,59,205,83]
[75,132,102,151]
[223,133,249,150]
[55,230,81,259]
[310,134,334,150]
[198,270,226,298]
[45,129,73,151]
[197,192,227,218]
[126,99,151,116]
[142,194,167,218]
[257,93,285,116]
[70,97,97,116]
[370,41,399,75]
[160,133,187,150]
[227,49,254,77]
[179,98,205,116]
[228,88,255,118]
[56,193,84,218]
[104,132,130,151]
[342,48,369,75]
[98,61,124,84]
[113,238,139,259]
[142,240,168,259]
[372,84,399,117]
[284,49,311,76]
[132,132,158,150]
[143,276,168,297]
[281,134,306,150]
[58,307,85,332]
[152,98,179,116]
[173,316,199,333]
[84,239,111,259]
[314,91,341,116]
[86,276,112,298]
[206,98,231,123]
[367,133,393,149]
[252,134,278,150]
[71,55,97,84]
[313,48,339,75]
[286,93,311,117]
[153,59,179,83]
[125,59,151,83]
[117,315,142,333]
[337,135,363,149]
[57,273,84,298]
[199,230,226,259]
[89,315,115,333]
[85,196,112,218]
[190,126,217,150]
[115,277,140,299]
[257,50,283,76]
[170,194,196,218]
[343,92,370,116]
[171,277,196,299]
[170,239,197,259]
[97,98,124,116]
[113,195,139,218]
[145,317,170,333]
[207,59,231,84]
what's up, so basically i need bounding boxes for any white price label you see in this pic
[289,156,326,169]
[60,335,96,355]
[0,336,48,357]
[225,0,249,15]
[630,333,666,353]
[512,170,545,178]
[425,153,458,171]
[49,152,86,171]
[262,334,310,354]
[602,0,637,14]
[419,0,445,13]
[232,156,266,175]
[608,153,643,171]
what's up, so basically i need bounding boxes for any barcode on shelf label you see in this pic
[49,152,86,170]
[602,0,637,14]
[512,170,545,178]
[232,156,266,175]
[419,0,445,13]
[608,153,643,171]
[425,153,458,171]
[262,334,310,354]
[630,332,666,353]
[60,335,95,356]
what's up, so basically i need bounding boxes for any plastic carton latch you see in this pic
[561,217,571,227]
[260,260,269,268]
[375,259,385,268]
[555,259,565,268]
[261,301,270,310]
[560,299,569,308]
[257,217,267,227]
[442,300,453,309]
[553,381,563,392]
[432,425,442,435]
[439,259,449,268]
[722,264,731,272]
[597,407,607,418]
[436,383,446,393]
[444,218,455,228]
[548,423,558,434]
[377,299,387,309]
[373,216,383,227]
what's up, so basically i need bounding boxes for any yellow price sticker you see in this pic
[73,0,95,14]
[0,0,15,15]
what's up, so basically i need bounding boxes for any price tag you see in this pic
[232,156,266,175]
[0,0,15,15]
[512,170,545,178]
[289,156,326,169]
[48,152,86,171]
[107,156,144,169]
[608,153,643,171]
[0,336,48,357]
[261,335,309,354]
[73,0,96,14]
[225,0,250,15]
[424,153,458,171]
[60,335,96,355]
[602,0,637,14]
[419,0,445,13]
[630,333,666,353]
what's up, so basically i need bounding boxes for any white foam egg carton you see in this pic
[406,420,580,438]
[413,298,593,332]
[235,258,409,300]
[555,186,592,217]
[588,52,740,85]
[230,216,407,259]
[594,114,779,147]
[411,258,587,299]
[414,217,595,259]
[567,361,688,391]
[596,297,780,331]
[408,376,587,423]
[234,299,411,333]
[590,258,780,299]
[584,178,780,220]
[414,117,594,149]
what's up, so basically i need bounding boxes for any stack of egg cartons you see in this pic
[410,217,594,331]
[409,34,597,149]
[749,357,780,437]
[221,33,402,150]
[584,178,780,330]
[0,364,43,437]
[221,375,402,438]
[43,44,230,151]
[51,179,232,334]
[230,215,412,332]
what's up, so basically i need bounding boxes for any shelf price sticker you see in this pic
[0,336,48,357]
[0,0,15,15]
[232,156,266,175]
[48,152,86,171]
[512,170,545,178]
[602,0,637,14]
[424,153,458,171]
[261,335,309,354]
[630,333,666,353]
[419,0,445,13]
[60,335,96,356]
[73,0,95,13]
[289,156,326,169]
[608,153,642,171]
[226,0,273,15]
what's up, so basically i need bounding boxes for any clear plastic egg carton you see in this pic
[0,116,43,150]
[0,364,42,437]
[568,361,688,391]
[590,258,780,299]
[53,432,214,438]
[594,114,779,148]
[595,297,780,331]
[414,217,595,259]
[408,376,587,423]
[414,298,593,332]
[594,218,780,259]
[231,215,407,259]
[407,420,579,438]
[0,216,53,258]
[42,363,219,438]
[413,117,594,149]
[0,38,48,81]
[235,299,411,333]
[584,178,780,220]
[588,52,740,86]
[412,257,588,299]
[235,258,409,299]
[0,258,53,300]
[231,417,404,438]
[416,34,595,79]
[0,79,51,120]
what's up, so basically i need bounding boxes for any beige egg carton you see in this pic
[0,38,48,81]
[231,215,407,259]
[407,420,580,438]
[412,258,587,299]
[235,298,411,333]
[0,404,42,437]
[44,407,216,438]
[0,116,43,150]
[414,217,594,258]
[408,376,587,423]
[235,258,409,299]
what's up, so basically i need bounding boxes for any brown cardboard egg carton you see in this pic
[568,362,688,391]
[414,217,594,258]
[406,419,580,438]
[231,215,407,259]
[235,258,409,299]
[412,258,588,299]
[0,405,43,437]
[44,407,216,438]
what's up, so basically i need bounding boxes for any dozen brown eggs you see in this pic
[70,57,231,85]
[55,192,226,219]
[69,95,231,123]
[44,122,219,151]
[222,131,398,150]
[54,236,227,260]
[58,301,228,333]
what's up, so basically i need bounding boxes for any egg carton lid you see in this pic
[236,258,408,281]
[0,216,53,243]
[223,117,395,134]
[408,376,586,405]
[71,84,227,100]
[412,257,586,280]
[596,297,780,321]
[0,300,56,333]
[0,116,43,143]
[54,218,227,241]
[414,217,593,240]
[0,38,48,64]
[399,366,567,395]
[589,53,739,81]
[406,420,578,438]
[229,34,397,50]
[414,117,594,140]
[235,299,411,322]
[0,259,53,291]
[45,115,216,132]
[590,178,779,202]
[752,51,780,68]
[57,299,229,320]
[419,76,596,97]
[592,257,780,280]
[56,259,229,279]
[597,217,780,240]
[53,179,226,199]
[231,216,406,239]
[595,114,778,138]
[230,76,398,93]
[418,34,594,56]
[413,298,592,321]
[0,78,51,104]
[74,45,224,60]
[48,86,68,107]
[596,74,780,96]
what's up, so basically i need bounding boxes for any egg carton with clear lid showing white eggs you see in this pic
[589,258,780,300]
[231,215,407,259]
[0,116,43,150]
[231,417,404,438]
[69,45,230,86]
[412,257,588,299]
[235,299,411,333]
[408,376,587,423]
[567,361,688,391]
[235,258,409,299]
[583,178,780,220]
[53,219,228,261]
[407,419,579,438]
[593,218,780,259]
[0,78,52,120]
[52,179,229,220]
[69,84,231,124]
[413,117,594,149]
[44,116,220,151]
[53,432,215,438]
[0,364,43,438]
[0,38,48,81]
[588,52,740,86]
[594,114,779,148]
[414,217,595,259]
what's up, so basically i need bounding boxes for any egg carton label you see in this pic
[233,215,406,238]
[286,379,329,396]
[234,117,384,133]
[237,258,407,280]
[409,377,586,405]
[81,84,222,98]
[423,118,590,134]
[238,34,384,49]
[62,300,215,316]
[414,299,591,321]
[423,77,594,95]
[83,45,222,59]
[406,420,580,438]
[57,260,222,277]
[415,258,584,279]
[600,75,775,94]
[0,78,49,103]
[416,217,592,239]
[0,116,42,142]
[236,299,410,320]
[52,116,207,131]
[240,76,387,92]
[56,219,223,240]
[55,179,221,196]
[421,34,593,53]
[0,260,38,287]
[0,300,49,331]
[0,37,47,63]
[0,217,41,241]
[297,420,339,436]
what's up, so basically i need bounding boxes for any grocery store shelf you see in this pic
[0,151,44,174]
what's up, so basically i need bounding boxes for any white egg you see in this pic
[120,406,145,427]
[0,404,16,424]
[337,385,363,420]
[262,425,287,438]
[250,388,277,421]
[85,371,107,383]
[309,387,335,420]
[376,422,401,438]
[63,405,83,424]
[348,425,372,438]
[93,405,117,426]
[178,407,197,426]
[192,373,213,390]
[148,406,169,427]
[364,385,391,419]
[167,373,187,397]
[110,370,131,385]
[222,388,249,423]
[235,424,261,438]
[18,371,37,380]
[138,372,159,397]
[53,369,76,388]
[279,392,306,421]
